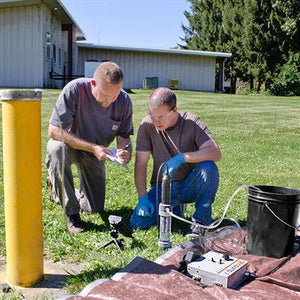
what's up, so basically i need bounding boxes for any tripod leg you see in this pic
[99,239,115,249]
[113,238,124,251]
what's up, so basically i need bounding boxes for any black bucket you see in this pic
[246,185,300,258]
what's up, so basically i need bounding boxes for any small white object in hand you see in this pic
[107,149,129,170]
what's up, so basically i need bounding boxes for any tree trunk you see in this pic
[250,75,254,92]
[231,75,237,94]
[257,79,262,93]
[265,79,270,91]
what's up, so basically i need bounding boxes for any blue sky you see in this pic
[61,0,190,49]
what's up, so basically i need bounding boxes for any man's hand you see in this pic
[116,137,132,164]
[116,149,131,164]
[48,124,116,161]
[92,145,114,161]
[163,153,185,179]
[136,194,155,217]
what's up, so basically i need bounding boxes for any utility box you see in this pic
[143,77,158,89]
[169,78,179,90]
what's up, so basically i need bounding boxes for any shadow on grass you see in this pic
[102,207,133,229]
[82,207,133,233]
[84,221,108,232]
[172,217,247,236]
[88,207,247,242]
[66,266,121,293]
[96,207,147,249]
[130,238,146,249]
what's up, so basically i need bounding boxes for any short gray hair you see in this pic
[94,61,123,84]
[148,87,176,110]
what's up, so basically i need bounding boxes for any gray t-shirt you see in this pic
[136,111,214,184]
[50,78,133,147]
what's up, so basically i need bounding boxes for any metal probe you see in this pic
[158,166,172,250]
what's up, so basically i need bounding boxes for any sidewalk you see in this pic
[0,257,83,299]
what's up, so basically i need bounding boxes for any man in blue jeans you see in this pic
[130,87,221,236]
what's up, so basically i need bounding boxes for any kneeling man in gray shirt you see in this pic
[46,61,133,234]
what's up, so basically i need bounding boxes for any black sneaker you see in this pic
[186,223,207,238]
[66,213,85,234]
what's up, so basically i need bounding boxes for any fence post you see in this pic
[0,90,43,286]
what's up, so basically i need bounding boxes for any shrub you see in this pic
[269,53,300,96]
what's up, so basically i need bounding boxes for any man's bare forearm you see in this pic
[134,151,150,196]
[184,140,222,163]
[135,171,147,196]
[135,164,148,196]
[48,124,110,160]
[116,136,131,150]
[49,124,96,152]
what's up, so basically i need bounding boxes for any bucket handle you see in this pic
[264,203,296,229]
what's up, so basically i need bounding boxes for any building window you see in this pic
[46,32,51,60]
[58,47,62,66]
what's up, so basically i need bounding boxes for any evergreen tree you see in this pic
[221,0,246,91]
[181,0,226,51]
[180,0,202,50]
[180,0,246,92]
[180,0,300,94]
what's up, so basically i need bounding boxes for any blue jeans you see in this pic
[130,161,219,229]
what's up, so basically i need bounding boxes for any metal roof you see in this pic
[77,42,232,58]
[0,0,86,40]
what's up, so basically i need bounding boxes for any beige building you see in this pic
[0,0,231,91]
[0,0,85,88]
[78,43,231,92]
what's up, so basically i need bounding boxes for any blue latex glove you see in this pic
[163,153,185,179]
[136,194,155,217]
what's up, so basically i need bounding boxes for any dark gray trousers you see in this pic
[46,139,105,215]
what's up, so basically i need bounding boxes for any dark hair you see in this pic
[94,61,123,84]
[149,87,176,110]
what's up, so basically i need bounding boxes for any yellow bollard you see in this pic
[0,90,43,286]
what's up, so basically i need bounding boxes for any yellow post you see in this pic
[0,90,43,286]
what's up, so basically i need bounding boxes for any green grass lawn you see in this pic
[0,89,299,294]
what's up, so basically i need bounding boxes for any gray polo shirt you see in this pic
[50,78,133,147]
